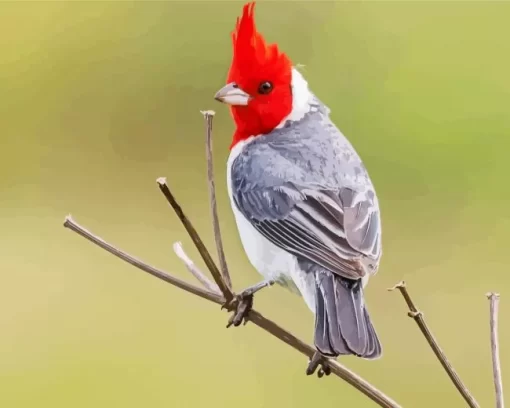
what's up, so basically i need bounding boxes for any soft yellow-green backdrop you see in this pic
[1,1,509,407]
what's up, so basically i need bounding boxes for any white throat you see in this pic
[276,67,314,128]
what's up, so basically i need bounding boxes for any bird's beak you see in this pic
[214,82,251,106]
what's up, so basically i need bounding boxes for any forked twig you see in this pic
[487,292,504,408]
[201,109,232,289]
[156,177,234,303]
[389,281,480,408]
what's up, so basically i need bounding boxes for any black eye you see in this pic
[258,81,273,95]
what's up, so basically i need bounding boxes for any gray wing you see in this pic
[232,182,380,279]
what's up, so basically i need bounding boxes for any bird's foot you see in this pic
[224,293,253,328]
[306,351,331,378]
[222,280,275,328]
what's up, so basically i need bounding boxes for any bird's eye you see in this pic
[258,81,273,95]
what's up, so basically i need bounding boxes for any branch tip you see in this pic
[387,281,406,291]
[63,214,74,227]
[200,110,216,117]
[172,241,185,257]
[156,177,167,186]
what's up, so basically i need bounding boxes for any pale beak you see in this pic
[214,82,251,106]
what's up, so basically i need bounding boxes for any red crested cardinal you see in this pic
[214,2,382,375]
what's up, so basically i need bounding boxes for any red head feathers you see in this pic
[228,2,292,89]
[217,2,294,149]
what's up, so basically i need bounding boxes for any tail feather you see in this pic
[363,306,382,358]
[314,281,336,356]
[314,269,381,359]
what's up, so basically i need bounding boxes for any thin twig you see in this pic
[201,110,232,289]
[389,281,480,408]
[64,216,401,408]
[156,177,234,303]
[487,292,504,408]
[173,241,221,295]
[63,215,223,304]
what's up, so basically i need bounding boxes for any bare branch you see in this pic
[201,110,232,289]
[173,241,221,295]
[156,177,234,303]
[64,215,401,408]
[487,292,504,408]
[389,281,480,408]
[63,215,223,304]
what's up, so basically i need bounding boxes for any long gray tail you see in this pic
[314,269,382,359]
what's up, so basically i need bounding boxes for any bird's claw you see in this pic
[224,293,253,328]
[306,351,331,378]
[222,280,274,328]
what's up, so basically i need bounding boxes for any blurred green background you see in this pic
[1,1,509,407]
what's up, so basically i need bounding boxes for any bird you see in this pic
[214,1,383,375]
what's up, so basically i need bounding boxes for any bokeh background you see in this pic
[1,1,509,407]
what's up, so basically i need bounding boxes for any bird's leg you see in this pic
[239,279,275,298]
[222,279,275,328]
[306,351,331,378]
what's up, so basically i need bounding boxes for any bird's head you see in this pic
[215,2,309,149]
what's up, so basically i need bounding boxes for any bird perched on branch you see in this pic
[214,1,383,375]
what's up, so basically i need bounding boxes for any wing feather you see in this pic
[234,184,378,279]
